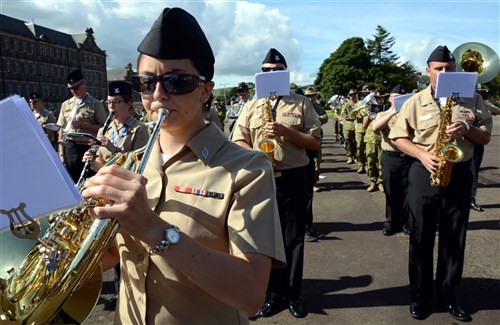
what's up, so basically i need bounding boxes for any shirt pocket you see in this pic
[415,117,438,144]
[280,114,302,128]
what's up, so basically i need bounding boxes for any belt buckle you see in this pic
[274,171,282,178]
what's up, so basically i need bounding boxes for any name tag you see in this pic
[419,114,432,121]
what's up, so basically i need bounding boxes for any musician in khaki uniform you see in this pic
[89,81,150,170]
[340,89,358,163]
[372,85,412,236]
[82,8,285,324]
[232,48,321,318]
[389,45,492,322]
[57,69,107,183]
[28,92,56,143]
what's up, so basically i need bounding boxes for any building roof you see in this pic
[0,13,88,49]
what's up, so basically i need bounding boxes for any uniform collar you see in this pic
[186,123,227,165]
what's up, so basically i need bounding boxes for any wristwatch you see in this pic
[58,152,64,157]
[149,225,180,255]
[463,121,470,132]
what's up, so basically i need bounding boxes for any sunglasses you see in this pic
[261,67,286,72]
[132,74,206,95]
[237,89,247,93]
[106,100,125,106]
[67,81,84,91]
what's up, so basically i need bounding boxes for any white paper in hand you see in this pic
[255,70,290,99]
[435,72,478,99]
[0,95,82,231]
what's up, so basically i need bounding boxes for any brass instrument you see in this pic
[452,42,500,84]
[258,96,277,165]
[0,108,168,324]
[430,96,464,188]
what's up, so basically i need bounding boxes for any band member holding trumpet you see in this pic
[232,48,321,318]
[57,68,107,183]
[82,8,285,324]
[389,45,492,322]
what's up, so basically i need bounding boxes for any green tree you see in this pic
[366,25,398,65]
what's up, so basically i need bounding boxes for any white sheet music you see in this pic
[435,72,478,98]
[255,70,290,99]
[0,95,82,230]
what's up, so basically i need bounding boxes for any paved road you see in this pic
[87,115,499,324]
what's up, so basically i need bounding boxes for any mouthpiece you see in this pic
[157,108,169,119]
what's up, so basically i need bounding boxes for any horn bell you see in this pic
[453,42,500,84]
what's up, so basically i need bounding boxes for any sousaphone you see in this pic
[452,42,500,84]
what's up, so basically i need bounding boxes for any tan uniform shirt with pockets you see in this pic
[232,93,321,170]
[57,94,107,137]
[114,123,286,325]
[389,85,492,161]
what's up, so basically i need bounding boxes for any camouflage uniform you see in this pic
[364,117,383,191]
[340,100,357,163]
[353,103,367,173]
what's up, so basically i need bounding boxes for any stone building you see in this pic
[0,13,107,117]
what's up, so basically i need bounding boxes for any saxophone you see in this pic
[258,96,277,166]
[0,109,168,324]
[430,97,464,188]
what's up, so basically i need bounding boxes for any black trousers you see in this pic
[268,166,308,300]
[64,141,93,184]
[407,160,472,305]
[381,151,413,229]
[305,150,317,228]
[470,144,484,199]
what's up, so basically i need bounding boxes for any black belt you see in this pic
[384,151,406,157]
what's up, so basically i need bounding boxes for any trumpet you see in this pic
[0,109,168,324]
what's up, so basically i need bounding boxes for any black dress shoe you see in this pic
[288,299,306,318]
[447,305,472,322]
[409,302,429,320]
[382,225,401,236]
[259,297,280,317]
[402,225,411,236]
[470,200,484,212]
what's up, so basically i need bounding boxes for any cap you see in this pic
[390,85,404,94]
[137,8,214,71]
[262,48,287,68]
[427,45,455,63]
[304,87,318,96]
[348,89,357,95]
[29,92,43,100]
[108,81,132,96]
[237,82,249,90]
[66,69,83,84]
[295,88,304,96]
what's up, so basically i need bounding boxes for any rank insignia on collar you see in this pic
[201,147,209,159]
[174,185,224,199]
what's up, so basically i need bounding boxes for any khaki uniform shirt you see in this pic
[57,94,107,137]
[374,110,400,152]
[33,108,56,128]
[340,100,357,131]
[232,94,321,171]
[389,85,492,161]
[97,116,150,161]
[114,123,286,325]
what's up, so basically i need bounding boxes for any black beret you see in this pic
[262,48,287,68]
[29,92,43,100]
[66,69,84,84]
[108,81,132,96]
[390,85,404,94]
[138,8,214,65]
[427,45,455,63]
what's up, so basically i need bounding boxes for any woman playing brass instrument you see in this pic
[82,8,284,325]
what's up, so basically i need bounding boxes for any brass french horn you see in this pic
[0,109,168,324]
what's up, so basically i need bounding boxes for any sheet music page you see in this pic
[255,70,290,99]
[435,72,478,98]
[0,95,82,230]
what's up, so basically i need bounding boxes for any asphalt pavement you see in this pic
[87,115,499,325]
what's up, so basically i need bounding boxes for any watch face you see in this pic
[167,228,180,244]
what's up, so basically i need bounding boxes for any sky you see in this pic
[1,0,499,90]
